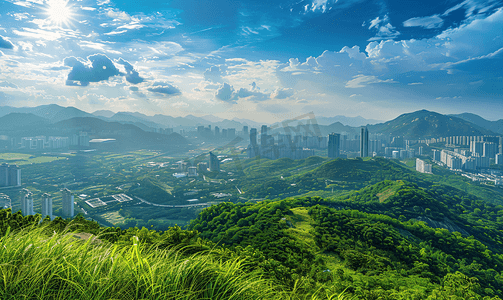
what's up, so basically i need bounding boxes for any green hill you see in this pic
[367,109,495,138]
[190,193,503,299]
[0,113,49,131]
[451,112,503,135]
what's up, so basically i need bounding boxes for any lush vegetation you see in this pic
[0,209,351,300]
[4,150,503,299]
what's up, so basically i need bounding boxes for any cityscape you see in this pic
[1,0,503,297]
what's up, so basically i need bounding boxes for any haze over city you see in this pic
[0,0,502,122]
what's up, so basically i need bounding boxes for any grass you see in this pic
[0,225,351,300]
[100,211,127,225]
[286,207,318,254]
[0,152,68,165]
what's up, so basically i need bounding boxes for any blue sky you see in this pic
[0,0,502,123]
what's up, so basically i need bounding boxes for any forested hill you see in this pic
[367,109,496,138]
[190,193,503,299]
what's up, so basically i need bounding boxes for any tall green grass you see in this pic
[0,226,349,300]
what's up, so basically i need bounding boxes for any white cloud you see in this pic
[106,9,131,22]
[147,81,181,96]
[0,36,14,49]
[345,75,397,88]
[13,28,61,41]
[366,15,400,41]
[271,88,294,99]
[408,82,423,85]
[215,83,234,102]
[204,66,224,83]
[403,15,444,29]
[443,0,501,18]
[64,54,121,86]
[214,82,270,103]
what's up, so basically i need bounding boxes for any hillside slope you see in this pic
[368,109,495,138]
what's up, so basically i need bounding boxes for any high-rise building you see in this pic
[197,162,208,172]
[261,125,268,135]
[79,132,90,147]
[209,152,220,172]
[62,188,74,218]
[416,158,432,174]
[20,189,34,216]
[470,141,484,156]
[496,153,503,165]
[499,137,503,154]
[188,167,197,176]
[483,142,497,159]
[214,126,220,137]
[250,128,257,145]
[197,125,204,135]
[0,163,21,187]
[0,163,8,187]
[261,125,268,147]
[242,126,249,136]
[328,133,340,158]
[360,127,369,157]
[228,128,236,139]
[432,149,441,161]
[41,193,53,220]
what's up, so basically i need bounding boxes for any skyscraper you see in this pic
[209,152,220,172]
[242,126,249,136]
[62,188,74,218]
[0,163,21,187]
[41,193,53,220]
[360,127,369,157]
[250,128,257,145]
[261,125,268,147]
[328,133,340,158]
[20,189,34,216]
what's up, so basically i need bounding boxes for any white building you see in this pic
[416,158,432,174]
[41,193,53,220]
[20,189,34,216]
[62,188,74,218]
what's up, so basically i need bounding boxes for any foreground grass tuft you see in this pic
[0,226,349,300]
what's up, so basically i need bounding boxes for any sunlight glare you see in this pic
[46,0,73,26]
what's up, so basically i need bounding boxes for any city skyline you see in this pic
[0,0,502,122]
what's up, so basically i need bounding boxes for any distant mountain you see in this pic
[31,104,67,119]
[92,110,116,118]
[200,115,224,123]
[316,115,383,126]
[50,107,95,123]
[184,114,209,124]
[320,122,359,136]
[367,110,496,139]
[231,118,264,128]
[54,117,188,150]
[450,113,503,135]
[149,114,199,127]
[0,105,95,123]
[110,112,161,129]
[0,113,49,131]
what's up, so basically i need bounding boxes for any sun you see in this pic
[46,0,73,26]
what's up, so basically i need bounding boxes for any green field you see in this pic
[0,153,69,165]
[100,211,127,225]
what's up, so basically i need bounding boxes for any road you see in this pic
[134,196,211,208]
